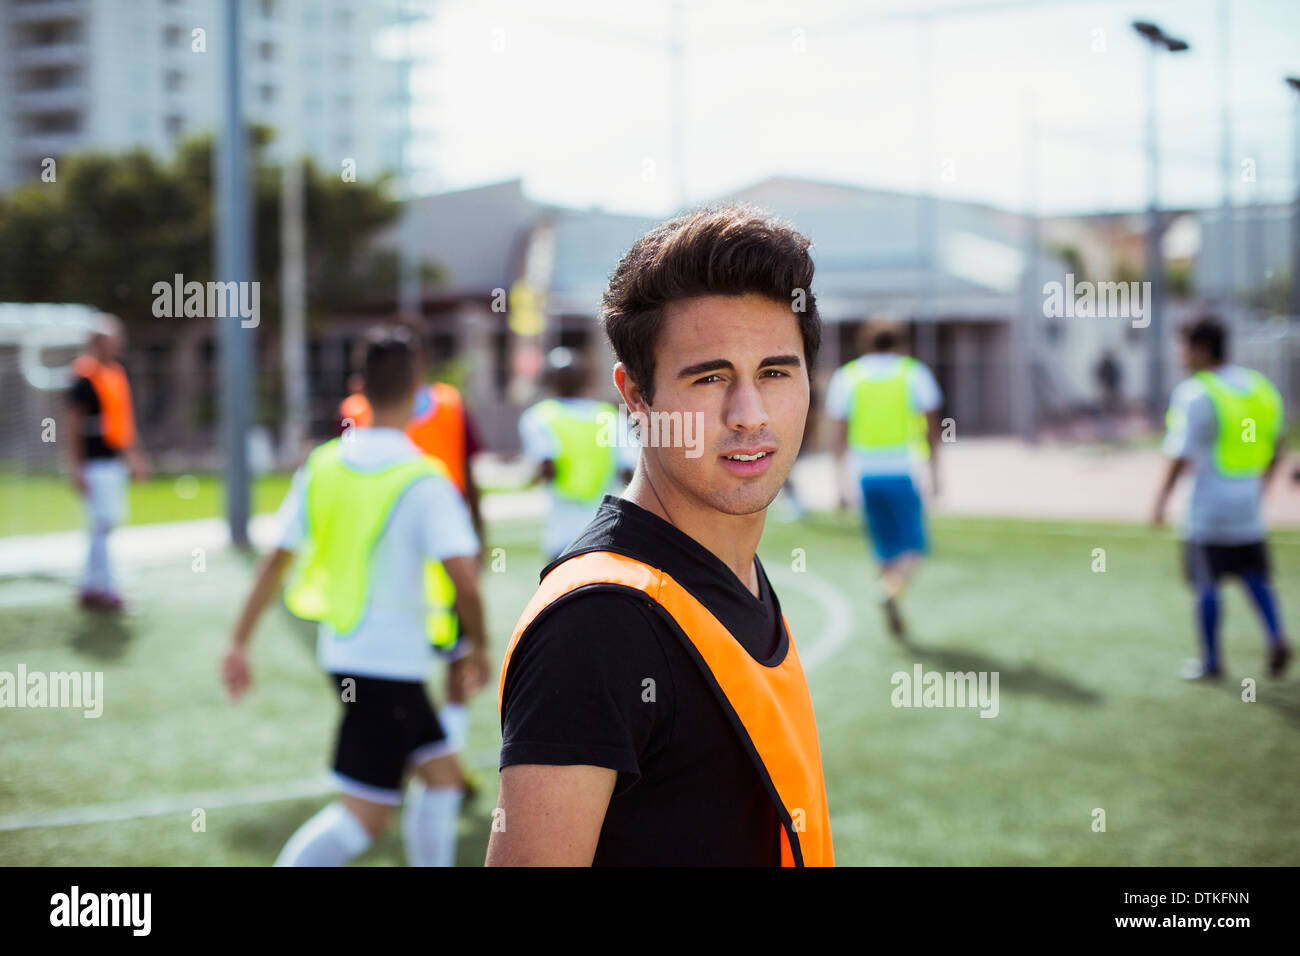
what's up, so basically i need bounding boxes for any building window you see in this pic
[257,41,275,62]
[165,114,184,138]
[164,69,184,92]
[28,112,81,134]
[163,25,184,46]
[259,84,276,104]
[260,0,277,17]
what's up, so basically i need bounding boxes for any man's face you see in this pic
[624,292,810,517]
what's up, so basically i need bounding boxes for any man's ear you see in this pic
[613,362,649,415]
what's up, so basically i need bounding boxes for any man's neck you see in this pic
[370,408,409,430]
[624,463,765,598]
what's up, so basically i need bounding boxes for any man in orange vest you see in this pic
[65,314,150,612]
[487,205,835,866]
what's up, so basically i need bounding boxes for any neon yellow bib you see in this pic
[1194,369,1282,478]
[284,439,458,647]
[533,399,618,502]
[846,356,927,456]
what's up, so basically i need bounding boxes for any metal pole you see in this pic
[281,156,308,463]
[1143,41,1166,424]
[216,0,253,547]
[1015,90,1039,441]
[1292,94,1300,318]
[280,9,308,465]
[669,0,686,213]
[398,0,420,317]
[1218,0,1234,321]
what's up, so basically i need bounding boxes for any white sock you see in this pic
[274,801,372,867]
[402,782,462,867]
[439,703,469,753]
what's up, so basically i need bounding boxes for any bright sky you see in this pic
[401,0,1300,217]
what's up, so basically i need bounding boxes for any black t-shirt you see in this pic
[499,495,787,866]
[67,376,117,460]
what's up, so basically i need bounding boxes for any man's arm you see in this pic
[486,764,617,866]
[926,409,941,496]
[832,420,849,509]
[65,403,87,495]
[444,554,490,697]
[1152,458,1187,526]
[223,548,295,699]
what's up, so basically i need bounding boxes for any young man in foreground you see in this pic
[223,328,489,866]
[487,205,835,867]
[1153,316,1290,680]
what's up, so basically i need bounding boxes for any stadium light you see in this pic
[1131,20,1191,426]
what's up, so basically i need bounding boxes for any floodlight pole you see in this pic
[216,0,253,547]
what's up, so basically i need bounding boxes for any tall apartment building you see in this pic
[0,0,423,190]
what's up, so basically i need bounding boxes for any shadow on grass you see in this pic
[69,608,134,662]
[900,640,1103,706]
[222,792,496,867]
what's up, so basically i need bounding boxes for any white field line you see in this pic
[0,569,856,834]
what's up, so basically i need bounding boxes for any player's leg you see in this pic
[397,677,464,866]
[861,475,907,637]
[80,459,126,609]
[403,749,465,866]
[274,673,409,865]
[1235,541,1291,677]
[1181,543,1223,679]
[273,795,394,867]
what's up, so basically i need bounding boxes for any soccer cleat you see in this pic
[1178,658,1222,682]
[1268,640,1292,679]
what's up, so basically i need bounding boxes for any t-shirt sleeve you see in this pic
[500,591,671,783]
[67,376,97,413]
[911,362,943,413]
[517,406,557,462]
[823,366,850,421]
[414,474,479,561]
[1163,380,1206,459]
[274,466,310,551]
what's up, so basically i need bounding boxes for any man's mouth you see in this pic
[723,451,770,462]
[719,447,776,476]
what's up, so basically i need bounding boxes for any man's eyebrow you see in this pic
[760,354,803,368]
[677,354,803,378]
[678,359,733,378]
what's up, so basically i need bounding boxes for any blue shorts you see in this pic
[860,474,928,563]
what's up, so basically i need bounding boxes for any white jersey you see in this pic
[825,353,942,479]
[275,428,479,680]
[518,397,637,557]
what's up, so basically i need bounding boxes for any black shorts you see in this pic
[328,673,450,805]
[1182,541,1271,591]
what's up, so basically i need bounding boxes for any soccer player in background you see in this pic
[825,320,943,638]
[488,205,834,867]
[1152,316,1291,680]
[335,316,485,778]
[222,327,489,866]
[65,313,150,612]
[517,346,634,561]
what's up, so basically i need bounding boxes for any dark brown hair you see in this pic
[600,203,820,403]
[361,325,416,408]
[1182,314,1226,363]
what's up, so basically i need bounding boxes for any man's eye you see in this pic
[761,368,790,378]
[694,374,723,385]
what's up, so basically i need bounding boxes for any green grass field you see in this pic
[2,509,1298,865]
[0,471,295,537]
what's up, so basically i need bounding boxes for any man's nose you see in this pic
[725,379,768,433]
